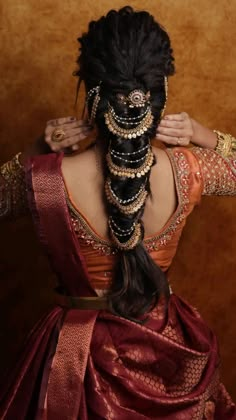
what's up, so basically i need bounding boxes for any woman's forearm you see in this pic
[191,118,217,149]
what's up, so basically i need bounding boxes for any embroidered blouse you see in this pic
[1,145,236,291]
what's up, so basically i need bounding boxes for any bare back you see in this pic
[61,144,177,239]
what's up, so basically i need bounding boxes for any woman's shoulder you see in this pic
[151,144,198,179]
[155,145,203,175]
[61,145,101,195]
[151,144,203,204]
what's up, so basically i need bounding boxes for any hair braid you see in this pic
[74,6,175,322]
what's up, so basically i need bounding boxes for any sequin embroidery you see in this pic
[191,147,236,195]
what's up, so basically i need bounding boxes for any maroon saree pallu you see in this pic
[26,153,99,419]
[0,152,235,419]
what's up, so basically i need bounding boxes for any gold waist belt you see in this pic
[55,293,109,310]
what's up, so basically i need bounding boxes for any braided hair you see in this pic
[74,6,175,322]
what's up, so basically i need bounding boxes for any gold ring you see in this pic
[51,128,66,143]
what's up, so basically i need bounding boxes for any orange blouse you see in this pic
[65,146,236,292]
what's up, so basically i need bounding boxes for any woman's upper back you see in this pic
[61,144,178,241]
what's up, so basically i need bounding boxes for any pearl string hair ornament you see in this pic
[106,190,148,215]
[106,147,154,178]
[86,84,101,124]
[106,178,146,204]
[111,106,149,123]
[110,149,146,163]
[105,107,154,139]
[109,216,136,234]
[161,76,168,117]
[110,143,150,156]
[105,179,148,215]
[108,219,142,250]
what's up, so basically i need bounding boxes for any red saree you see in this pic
[0,149,235,419]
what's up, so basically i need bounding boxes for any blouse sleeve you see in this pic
[191,146,236,196]
[0,153,29,219]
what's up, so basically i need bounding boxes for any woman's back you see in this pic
[0,5,235,418]
[62,144,177,240]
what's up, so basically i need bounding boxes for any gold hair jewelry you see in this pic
[90,89,101,123]
[109,216,135,235]
[110,149,146,163]
[128,90,150,108]
[109,220,142,250]
[213,130,236,158]
[110,143,150,156]
[105,180,148,215]
[116,90,150,108]
[109,216,136,233]
[106,178,145,204]
[86,85,101,124]
[111,106,149,125]
[106,147,154,178]
[161,76,168,118]
[51,128,66,143]
[104,107,154,139]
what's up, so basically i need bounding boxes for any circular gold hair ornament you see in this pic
[128,90,150,108]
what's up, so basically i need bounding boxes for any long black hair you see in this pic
[74,6,175,322]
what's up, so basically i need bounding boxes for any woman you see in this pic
[0,6,236,419]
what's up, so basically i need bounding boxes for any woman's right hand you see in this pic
[45,116,94,152]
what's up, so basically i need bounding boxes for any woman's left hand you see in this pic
[156,112,193,146]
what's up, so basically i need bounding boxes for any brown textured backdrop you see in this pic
[0,0,236,398]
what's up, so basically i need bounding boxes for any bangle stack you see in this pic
[214,130,236,158]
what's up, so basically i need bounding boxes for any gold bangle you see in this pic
[213,130,236,158]
[0,153,23,183]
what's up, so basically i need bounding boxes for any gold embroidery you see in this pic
[0,153,28,218]
[67,200,118,256]
[191,147,236,195]
[144,149,191,252]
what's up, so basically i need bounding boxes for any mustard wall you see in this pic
[0,0,236,397]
